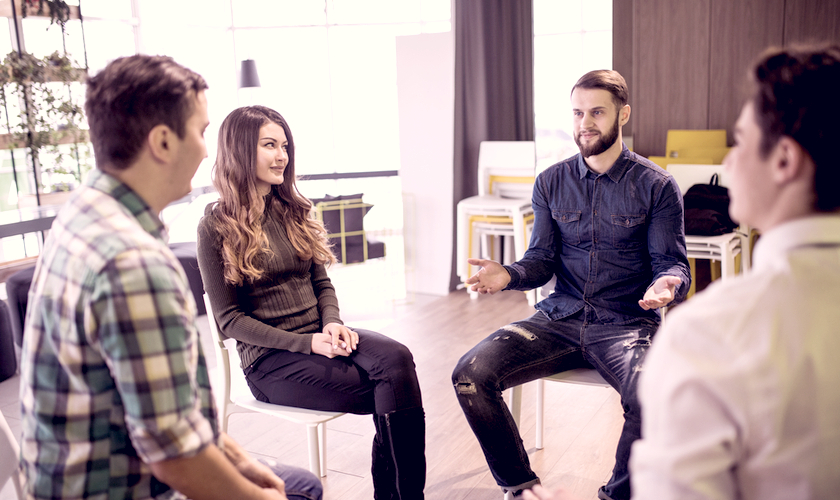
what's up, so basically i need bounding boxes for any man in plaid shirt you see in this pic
[19,55,321,500]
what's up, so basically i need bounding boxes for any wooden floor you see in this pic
[221,289,623,500]
[0,288,623,500]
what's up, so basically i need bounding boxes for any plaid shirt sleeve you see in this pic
[90,245,216,464]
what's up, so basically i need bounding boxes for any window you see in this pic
[228,0,450,180]
[533,0,612,171]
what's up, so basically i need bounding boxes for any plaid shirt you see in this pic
[20,170,218,500]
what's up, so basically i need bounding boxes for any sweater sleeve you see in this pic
[196,214,314,355]
[311,261,343,326]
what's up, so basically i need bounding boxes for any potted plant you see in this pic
[21,0,72,31]
[0,49,88,206]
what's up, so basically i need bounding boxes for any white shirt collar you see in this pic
[752,215,840,272]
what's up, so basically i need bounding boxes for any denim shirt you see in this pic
[504,145,690,323]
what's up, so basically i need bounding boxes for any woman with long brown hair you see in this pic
[197,106,425,499]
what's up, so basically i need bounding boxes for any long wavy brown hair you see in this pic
[209,106,335,285]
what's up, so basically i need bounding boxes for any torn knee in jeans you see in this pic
[499,324,537,341]
[454,377,477,395]
[624,333,653,369]
[622,335,652,350]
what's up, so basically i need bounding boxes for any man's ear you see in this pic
[147,124,175,163]
[772,136,810,185]
[619,104,631,127]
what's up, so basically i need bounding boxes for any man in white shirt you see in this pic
[525,42,840,500]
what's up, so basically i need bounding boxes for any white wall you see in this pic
[396,31,455,296]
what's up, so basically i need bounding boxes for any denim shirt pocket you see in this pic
[552,210,582,245]
[611,214,646,249]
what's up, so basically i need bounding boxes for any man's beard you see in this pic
[574,113,620,158]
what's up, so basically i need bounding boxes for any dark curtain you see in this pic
[450,0,535,291]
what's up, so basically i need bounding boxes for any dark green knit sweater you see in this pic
[196,201,343,368]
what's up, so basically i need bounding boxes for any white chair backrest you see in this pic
[203,294,247,415]
[204,294,229,345]
[477,141,536,198]
[667,163,729,195]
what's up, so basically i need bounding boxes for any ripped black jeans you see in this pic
[451,307,657,500]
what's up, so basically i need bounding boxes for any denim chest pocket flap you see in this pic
[552,209,582,244]
[610,214,646,248]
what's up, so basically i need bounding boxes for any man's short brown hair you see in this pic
[750,43,840,212]
[571,70,629,110]
[85,55,208,171]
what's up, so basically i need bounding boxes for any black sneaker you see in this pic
[597,486,615,500]
[505,479,541,499]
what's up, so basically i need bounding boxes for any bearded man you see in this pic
[452,69,690,500]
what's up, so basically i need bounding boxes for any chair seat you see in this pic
[457,194,531,214]
[231,394,344,426]
[542,368,610,386]
[685,232,741,252]
[685,231,742,279]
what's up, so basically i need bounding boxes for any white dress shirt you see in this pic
[631,216,840,499]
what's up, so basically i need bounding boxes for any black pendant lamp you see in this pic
[239,59,261,88]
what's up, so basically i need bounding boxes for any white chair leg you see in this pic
[506,385,523,429]
[721,244,734,278]
[480,233,493,261]
[306,423,322,477]
[503,235,515,264]
[221,411,231,434]
[1,412,23,500]
[512,210,527,260]
[318,422,327,476]
[740,227,752,272]
[457,205,469,281]
[536,379,545,450]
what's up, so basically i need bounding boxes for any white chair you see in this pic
[0,412,23,500]
[203,294,345,478]
[501,282,658,499]
[506,369,611,448]
[503,369,611,500]
[456,141,537,304]
[667,164,752,281]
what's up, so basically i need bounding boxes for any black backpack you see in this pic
[682,173,739,236]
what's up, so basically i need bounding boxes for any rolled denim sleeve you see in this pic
[504,173,557,291]
[647,175,691,303]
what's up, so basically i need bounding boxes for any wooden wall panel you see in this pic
[613,0,634,138]
[621,0,839,160]
[783,0,840,45]
[708,0,785,142]
[633,0,711,158]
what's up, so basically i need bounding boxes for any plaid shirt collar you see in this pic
[85,169,169,243]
